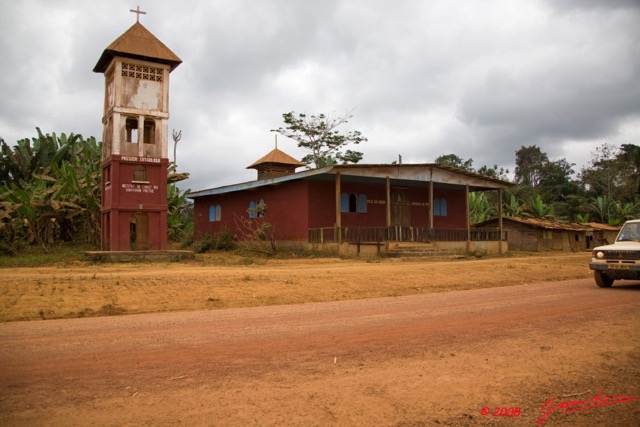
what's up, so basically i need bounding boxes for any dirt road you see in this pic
[1,278,639,426]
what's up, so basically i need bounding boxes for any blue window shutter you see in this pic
[358,194,367,213]
[215,205,222,221]
[434,199,440,216]
[209,205,216,221]
[340,193,349,213]
[258,199,265,217]
[441,199,447,216]
[249,200,256,218]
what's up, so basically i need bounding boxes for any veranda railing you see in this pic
[308,226,504,244]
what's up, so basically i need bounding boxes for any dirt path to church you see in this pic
[0,254,639,426]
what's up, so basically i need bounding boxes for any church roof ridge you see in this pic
[93,21,182,73]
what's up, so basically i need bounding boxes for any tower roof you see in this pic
[247,148,305,170]
[93,22,182,73]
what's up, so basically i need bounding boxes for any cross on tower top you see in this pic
[130,5,146,23]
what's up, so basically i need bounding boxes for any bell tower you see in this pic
[93,12,181,251]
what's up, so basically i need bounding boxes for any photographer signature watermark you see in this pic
[479,389,638,424]
[536,389,637,425]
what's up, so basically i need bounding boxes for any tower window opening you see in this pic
[122,63,164,82]
[125,117,138,143]
[143,119,156,145]
[104,165,111,185]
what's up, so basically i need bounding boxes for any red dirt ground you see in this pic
[1,276,639,426]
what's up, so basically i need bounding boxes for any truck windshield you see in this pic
[617,223,640,242]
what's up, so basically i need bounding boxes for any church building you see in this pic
[189,149,513,255]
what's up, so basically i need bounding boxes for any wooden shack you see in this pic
[583,222,621,247]
[474,217,595,252]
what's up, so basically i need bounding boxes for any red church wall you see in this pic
[433,187,466,228]
[306,180,336,228]
[193,180,310,241]
[193,177,470,242]
[404,186,430,227]
[261,180,309,239]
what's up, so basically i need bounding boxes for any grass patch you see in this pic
[0,243,97,268]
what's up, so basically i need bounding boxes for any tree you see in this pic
[514,145,549,188]
[172,129,182,168]
[609,199,640,225]
[476,164,510,180]
[586,196,611,224]
[434,153,511,180]
[503,193,526,217]
[271,111,367,168]
[167,180,192,242]
[528,194,554,219]
[1,130,102,247]
[233,202,276,254]
[579,143,627,203]
[469,192,495,223]
[618,144,640,196]
[434,154,474,171]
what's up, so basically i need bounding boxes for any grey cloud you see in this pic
[2,0,640,190]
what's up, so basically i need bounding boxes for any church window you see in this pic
[341,192,367,213]
[348,194,357,212]
[257,199,266,217]
[357,194,368,213]
[209,205,221,222]
[340,193,349,213]
[434,199,448,216]
[133,165,147,182]
[248,200,257,218]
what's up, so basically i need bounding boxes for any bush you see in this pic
[194,227,235,253]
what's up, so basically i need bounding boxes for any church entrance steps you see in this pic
[386,242,463,258]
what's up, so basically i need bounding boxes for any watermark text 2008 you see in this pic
[480,406,521,417]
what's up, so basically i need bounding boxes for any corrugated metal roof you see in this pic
[188,163,513,199]
[93,22,182,73]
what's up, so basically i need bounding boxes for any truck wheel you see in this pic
[594,270,614,288]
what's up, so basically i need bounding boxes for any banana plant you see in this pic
[528,194,554,219]
[503,194,526,217]
[609,199,640,225]
[586,196,610,224]
[469,192,495,223]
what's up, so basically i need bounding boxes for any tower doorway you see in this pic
[129,212,149,250]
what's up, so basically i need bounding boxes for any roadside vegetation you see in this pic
[1,126,639,257]
[0,129,192,255]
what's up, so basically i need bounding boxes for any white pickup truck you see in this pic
[589,219,640,287]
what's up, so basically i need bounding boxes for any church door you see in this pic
[391,189,411,226]
[129,213,149,250]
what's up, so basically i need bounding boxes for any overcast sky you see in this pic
[1,0,639,192]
